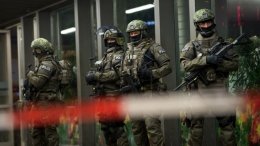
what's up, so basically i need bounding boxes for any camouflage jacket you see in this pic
[28,55,61,100]
[95,47,124,92]
[122,38,172,86]
[180,33,238,84]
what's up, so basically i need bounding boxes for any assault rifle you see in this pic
[15,65,36,111]
[120,72,140,93]
[174,33,249,91]
[22,64,36,101]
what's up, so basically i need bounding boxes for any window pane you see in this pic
[51,5,79,146]
[116,0,155,40]
[58,7,78,101]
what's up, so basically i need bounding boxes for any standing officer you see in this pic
[85,26,130,146]
[27,38,61,146]
[180,9,238,146]
[122,19,172,146]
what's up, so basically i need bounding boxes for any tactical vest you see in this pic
[123,40,155,78]
[192,34,228,83]
[192,35,222,57]
[99,47,124,92]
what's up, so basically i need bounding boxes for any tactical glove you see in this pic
[85,71,98,85]
[138,68,153,80]
[26,71,34,78]
[206,55,223,65]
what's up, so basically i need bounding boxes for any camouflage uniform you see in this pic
[27,38,61,146]
[122,20,172,146]
[85,27,130,146]
[180,9,238,146]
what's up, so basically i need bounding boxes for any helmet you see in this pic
[193,9,214,23]
[193,9,216,37]
[103,28,124,47]
[126,20,147,33]
[31,38,54,55]
[126,20,148,45]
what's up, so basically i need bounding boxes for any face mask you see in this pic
[197,23,216,37]
[130,34,142,45]
[105,38,118,48]
[32,49,41,57]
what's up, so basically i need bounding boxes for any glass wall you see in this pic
[0,31,13,145]
[51,5,79,146]
[226,0,260,37]
[115,0,155,41]
[51,6,77,101]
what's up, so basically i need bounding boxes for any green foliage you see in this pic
[230,36,260,92]
[236,116,252,146]
[230,36,260,145]
[181,122,190,145]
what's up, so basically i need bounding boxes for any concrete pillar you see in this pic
[96,0,114,59]
[154,0,182,145]
[21,16,35,69]
[74,0,96,145]
[20,15,35,146]
[36,11,51,40]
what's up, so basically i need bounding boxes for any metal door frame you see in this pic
[0,30,14,146]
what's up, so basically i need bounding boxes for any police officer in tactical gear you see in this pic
[27,38,61,146]
[122,20,172,146]
[85,26,130,146]
[180,9,238,146]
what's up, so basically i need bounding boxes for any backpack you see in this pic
[58,60,74,86]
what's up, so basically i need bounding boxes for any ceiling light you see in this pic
[125,4,154,14]
[61,27,76,35]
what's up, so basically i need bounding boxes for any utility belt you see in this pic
[140,80,166,91]
[103,90,121,97]
[140,78,159,85]
[93,87,121,98]
[37,92,58,101]
[204,69,228,81]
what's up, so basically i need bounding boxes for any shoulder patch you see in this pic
[182,44,190,52]
[114,55,122,60]
[39,65,51,72]
[158,48,166,54]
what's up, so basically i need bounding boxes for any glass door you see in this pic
[0,30,14,146]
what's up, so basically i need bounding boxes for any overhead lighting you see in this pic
[125,4,154,14]
[146,21,155,26]
[61,27,76,35]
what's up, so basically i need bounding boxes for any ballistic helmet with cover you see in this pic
[103,28,124,47]
[126,20,148,45]
[193,9,215,23]
[126,20,147,33]
[31,38,54,55]
[193,9,216,37]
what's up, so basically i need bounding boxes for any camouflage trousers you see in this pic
[187,116,236,146]
[131,116,165,146]
[31,98,61,146]
[32,125,59,146]
[187,82,237,146]
[100,121,130,146]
